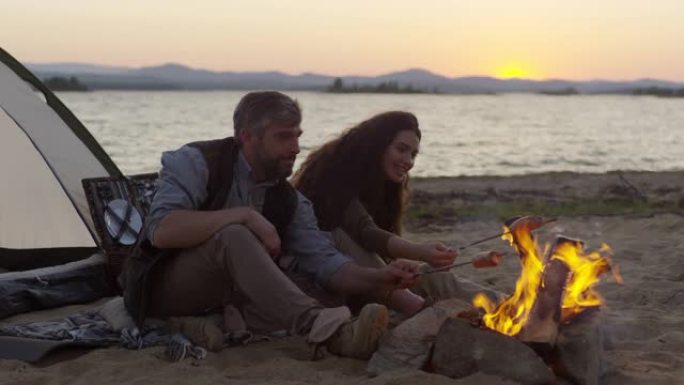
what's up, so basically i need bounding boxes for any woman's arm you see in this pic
[341,199,457,267]
[340,199,394,258]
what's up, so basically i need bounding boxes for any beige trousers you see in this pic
[332,228,496,303]
[146,224,322,335]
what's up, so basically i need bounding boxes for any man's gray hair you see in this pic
[233,91,302,141]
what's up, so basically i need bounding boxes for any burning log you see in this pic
[518,237,585,347]
[471,215,552,337]
[516,258,569,346]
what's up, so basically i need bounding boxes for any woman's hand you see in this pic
[243,209,281,258]
[415,242,457,268]
[388,236,458,268]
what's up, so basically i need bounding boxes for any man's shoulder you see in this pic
[161,144,205,166]
[186,137,237,158]
[158,144,212,183]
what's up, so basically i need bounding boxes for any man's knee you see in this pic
[214,224,257,245]
[213,224,271,257]
[210,225,266,263]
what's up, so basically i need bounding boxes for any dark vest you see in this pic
[187,137,298,238]
[123,137,298,326]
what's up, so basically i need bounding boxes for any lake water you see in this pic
[57,91,684,177]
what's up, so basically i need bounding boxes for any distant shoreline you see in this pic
[43,76,89,92]
[32,64,684,95]
[51,87,684,97]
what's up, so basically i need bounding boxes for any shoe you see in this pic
[168,315,224,352]
[325,303,389,360]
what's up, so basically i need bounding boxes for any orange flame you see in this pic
[472,220,621,336]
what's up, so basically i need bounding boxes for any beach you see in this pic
[1,170,683,385]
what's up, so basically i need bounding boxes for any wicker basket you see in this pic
[82,173,158,287]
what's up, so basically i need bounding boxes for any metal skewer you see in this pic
[416,217,559,276]
[417,260,472,276]
[458,233,506,250]
[457,217,558,251]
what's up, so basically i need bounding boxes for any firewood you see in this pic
[517,259,569,346]
[516,238,576,346]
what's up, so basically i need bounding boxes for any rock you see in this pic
[431,318,555,385]
[367,298,471,376]
[553,309,604,385]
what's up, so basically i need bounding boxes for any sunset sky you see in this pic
[4,0,684,81]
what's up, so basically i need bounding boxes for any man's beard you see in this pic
[257,151,294,180]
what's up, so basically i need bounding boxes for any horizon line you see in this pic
[26,60,684,84]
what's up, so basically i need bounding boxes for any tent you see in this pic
[0,47,121,317]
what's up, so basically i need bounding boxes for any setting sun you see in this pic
[496,65,532,79]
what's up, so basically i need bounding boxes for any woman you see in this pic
[293,111,459,315]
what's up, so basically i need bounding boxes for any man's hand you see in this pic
[381,259,422,289]
[416,242,457,268]
[244,209,281,257]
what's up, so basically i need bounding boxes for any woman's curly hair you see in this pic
[293,111,421,234]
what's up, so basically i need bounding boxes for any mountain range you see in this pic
[27,62,684,94]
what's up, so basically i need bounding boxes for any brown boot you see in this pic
[168,315,224,352]
[325,303,389,360]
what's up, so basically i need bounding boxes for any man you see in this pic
[123,91,421,359]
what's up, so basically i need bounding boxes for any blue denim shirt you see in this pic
[146,145,351,286]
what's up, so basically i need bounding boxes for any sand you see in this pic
[1,171,683,385]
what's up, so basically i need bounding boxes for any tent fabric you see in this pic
[0,108,95,249]
[0,47,122,270]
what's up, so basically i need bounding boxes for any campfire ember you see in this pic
[472,216,622,339]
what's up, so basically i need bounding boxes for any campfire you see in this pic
[426,215,624,384]
[471,215,622,343]
[368,216,621,385]
[370,215,624,385]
